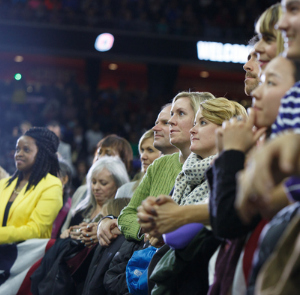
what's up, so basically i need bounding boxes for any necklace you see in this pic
[14,187,21,194]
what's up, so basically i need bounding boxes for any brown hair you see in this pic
[102,198,131,217]
[95,134,133,173]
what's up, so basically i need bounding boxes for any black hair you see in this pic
[7,127,60,192]
[58,159,72,202]
[46,120,60,128]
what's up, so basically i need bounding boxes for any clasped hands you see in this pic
[60,222,99,248]
[137,195,181,239]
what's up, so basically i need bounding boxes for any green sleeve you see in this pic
[118,163,154,241]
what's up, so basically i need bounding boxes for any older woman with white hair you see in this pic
[60,156,129,247]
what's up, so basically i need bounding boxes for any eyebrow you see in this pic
[175,107,187,112]
[260,32,276,39]
[286,0,300,7]
[266,72,281,79]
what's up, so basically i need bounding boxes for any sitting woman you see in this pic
[115,129,161,199]
[61,134,133,233]
[61,156,130,247]
[0,127,62,244]
[30,158,130,295]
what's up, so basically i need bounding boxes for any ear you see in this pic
[61,175,69,187]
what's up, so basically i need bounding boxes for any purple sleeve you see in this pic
[284,176,300,202]
[163,223,204,249]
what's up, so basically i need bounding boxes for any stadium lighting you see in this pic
[95,33,114,52]
[14,73,22,80]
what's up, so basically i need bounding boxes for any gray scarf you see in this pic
[172,152,215,205]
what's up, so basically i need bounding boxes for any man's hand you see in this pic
[97,218,120,247]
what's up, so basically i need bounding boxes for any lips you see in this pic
[15,159,24,165]
[259,60,269,68]
[154,134,163,138]
[93,192,102,197]
[245,73,257,80]
[252,105,262,111]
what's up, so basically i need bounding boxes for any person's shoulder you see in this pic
[43,173,62,186]
[153,152,180,164]
[0,177,10,187]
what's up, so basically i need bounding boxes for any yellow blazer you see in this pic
[0,173,62,244]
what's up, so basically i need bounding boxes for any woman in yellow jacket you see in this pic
[0,127,63,244]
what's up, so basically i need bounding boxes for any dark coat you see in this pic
[104,239,146,295]
[150,227,220,295]
[82,234,126,295]
[207,150,260,239]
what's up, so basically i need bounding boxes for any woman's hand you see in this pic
[138,195,182,237]
[80,222,98,248]
[68,223,87,240]
[60,229,71,239]
[221,108,266,153]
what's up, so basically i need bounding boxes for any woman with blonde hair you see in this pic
[115,129,161,199]
[254,3,284,70]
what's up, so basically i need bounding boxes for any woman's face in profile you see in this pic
[93,146,120,163]
[15,135,38,173]
[252,56,295,128]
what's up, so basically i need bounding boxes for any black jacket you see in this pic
[104,239,147,295]
[82,234,126,295]
[207,150,260,239]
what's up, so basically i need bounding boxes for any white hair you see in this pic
[73,156,130,217]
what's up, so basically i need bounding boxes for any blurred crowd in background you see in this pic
[0,0,272,191]
[2,0,273,40]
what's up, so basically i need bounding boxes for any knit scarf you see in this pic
[172,153,216,205]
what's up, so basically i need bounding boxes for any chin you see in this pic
[287,49,300,60]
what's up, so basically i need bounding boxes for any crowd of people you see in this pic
[1,0,300,294]
[0,82,159,182]
[2,0,275,40]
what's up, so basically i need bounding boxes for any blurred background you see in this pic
[0,0,275,185]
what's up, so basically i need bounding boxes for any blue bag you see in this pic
[126,246,157,295]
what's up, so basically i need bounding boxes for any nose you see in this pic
[152,124,161,132]
[254,39,265,54]
[15,149,23,157]
[277,13,288,32]
[140,151,148,161]
[168,114,176,126]
[93,181,101,190]
[243,59,252,72]
[251,84,262,102]
[189,125,197,135]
